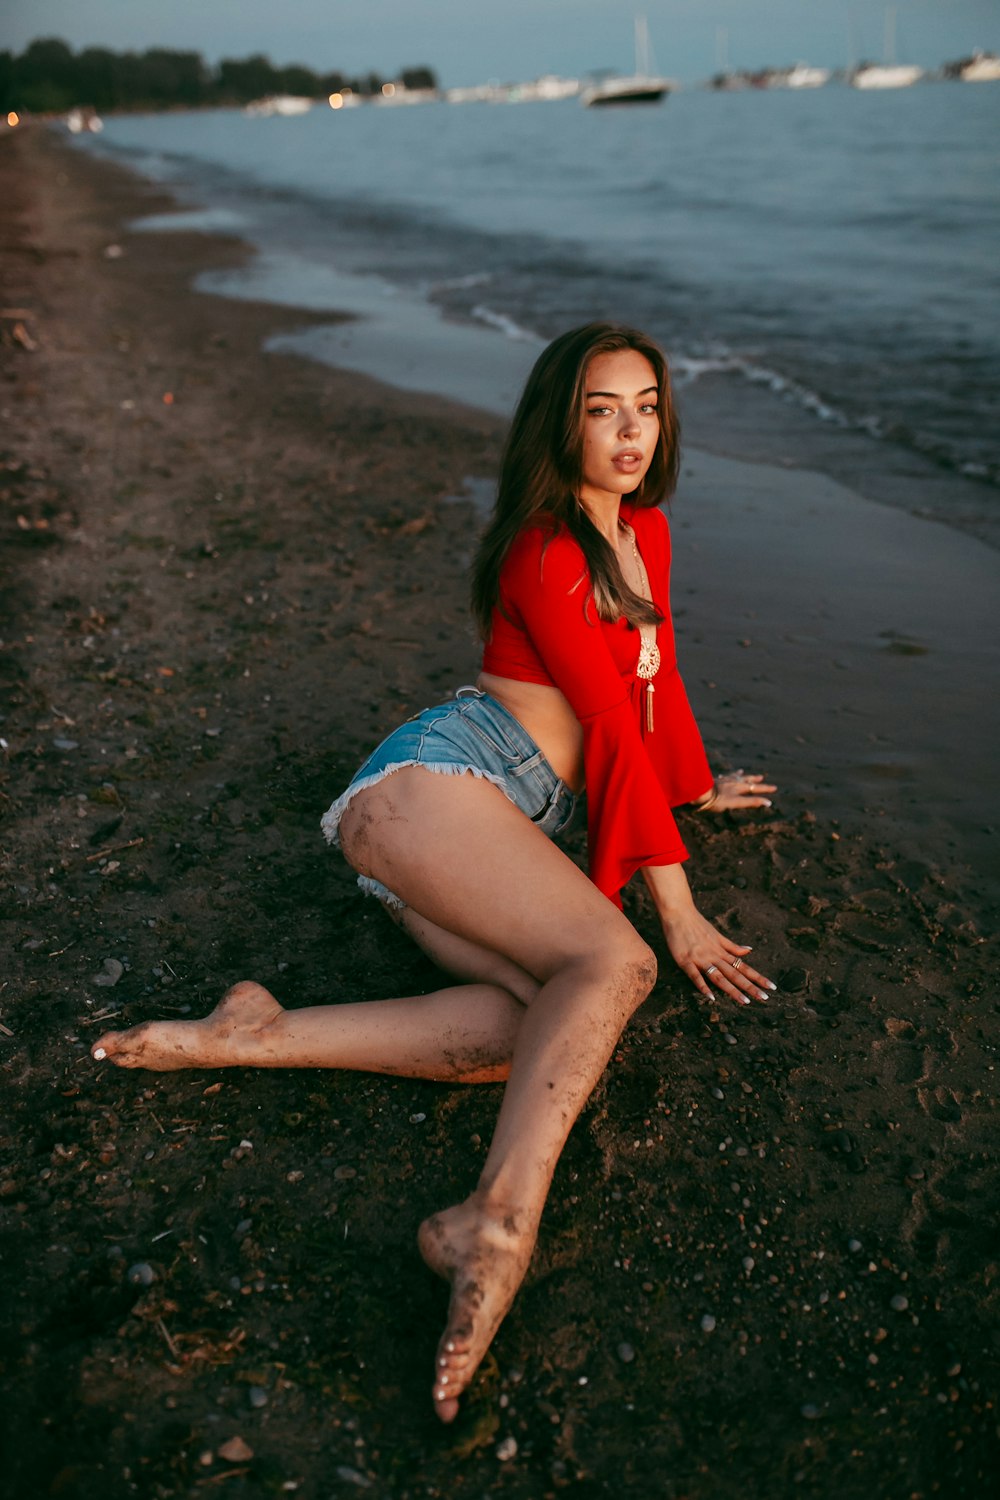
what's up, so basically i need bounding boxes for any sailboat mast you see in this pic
[636,15,650,76]
[885,5,896,65]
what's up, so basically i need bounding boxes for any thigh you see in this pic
[339,768,638,984]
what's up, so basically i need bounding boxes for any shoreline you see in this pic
[2,122,997,1499]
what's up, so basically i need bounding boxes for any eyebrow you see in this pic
[586,386,658,399]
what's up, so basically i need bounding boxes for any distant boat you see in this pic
[582,16,674,107]
[244,95,314,117]
[852,63,922,89]
[960,51,1000,83]
[851,6,923,89]
[784,63,830,89]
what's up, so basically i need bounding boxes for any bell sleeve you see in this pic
[499,526,691,905]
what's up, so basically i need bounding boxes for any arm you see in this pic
[507,526,776,1003]
[641,863,775,1004]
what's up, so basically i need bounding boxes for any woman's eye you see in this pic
[640,403,658,415]
[587,406,612,417]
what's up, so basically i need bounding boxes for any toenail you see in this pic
[93,1048,107,1060]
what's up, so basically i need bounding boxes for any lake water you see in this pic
[79,81,1000,487]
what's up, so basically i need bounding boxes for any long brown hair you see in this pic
[471,322,680,637]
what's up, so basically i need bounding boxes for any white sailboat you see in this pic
[960,52,1000,83]
[581,16,674,107]
[784,63,830,89]
[852,7,923,89]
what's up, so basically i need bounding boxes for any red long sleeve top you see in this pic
[481,502,713,906]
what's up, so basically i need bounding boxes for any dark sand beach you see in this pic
[1,124,996,1498]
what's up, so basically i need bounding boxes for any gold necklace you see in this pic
[619,519,660,732]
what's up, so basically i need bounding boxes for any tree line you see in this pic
[0,38,438,113]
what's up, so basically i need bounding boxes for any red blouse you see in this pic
[481,502,713,905]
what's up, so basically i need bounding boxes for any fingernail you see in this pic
[767,982,778,992]
[756,990,768,1001]
[93,1047,107,1060]
[440,1374,449,1385]
[438,1357,447,1367]
[739,996,750,1006]
[446,1341,455,1353]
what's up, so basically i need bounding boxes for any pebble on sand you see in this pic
[496,1436,518,1462]
[700,1314,717,1333]
[127,1262,155,1286]
[93,958,124,987]
[218,1436,254,1463]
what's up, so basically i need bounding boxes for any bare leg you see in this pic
[338,770,655,1420]
[92,978,526,1084]
[94,770,655,1420]
[395,906,541,1006]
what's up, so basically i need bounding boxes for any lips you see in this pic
[612,449,644,471]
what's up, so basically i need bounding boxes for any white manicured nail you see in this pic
[93,1047,107,1060]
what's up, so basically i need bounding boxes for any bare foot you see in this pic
[90,980,283,1070]
[418,1193,537,1423]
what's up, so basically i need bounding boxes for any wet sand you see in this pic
[0,123,996,1500]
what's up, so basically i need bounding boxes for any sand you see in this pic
[0,122,996,1500]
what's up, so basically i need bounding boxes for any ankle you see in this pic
[469,1184,540,1241]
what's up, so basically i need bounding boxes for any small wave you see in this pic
[470,304,543,343]
[675,346,999,488]
[431,271,493,293]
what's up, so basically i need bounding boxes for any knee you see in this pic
[619,940,657,1015]
[583,932,657,1020]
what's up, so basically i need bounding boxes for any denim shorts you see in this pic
[321,686,578,911]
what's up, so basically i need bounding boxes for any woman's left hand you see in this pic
[659,904,776,1006]
[707,769,776,812]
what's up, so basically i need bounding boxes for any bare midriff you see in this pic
[477,671,585,794]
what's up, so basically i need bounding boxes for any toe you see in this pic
[433,1387,460,1423]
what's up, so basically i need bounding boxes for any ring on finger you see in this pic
[705,964,718,976]
[731,958,744,972]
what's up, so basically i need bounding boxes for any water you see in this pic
[78,82,1000,484]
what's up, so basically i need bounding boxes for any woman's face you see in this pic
[578,348,660,511]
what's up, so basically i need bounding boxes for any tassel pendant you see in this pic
[646,681,655,734]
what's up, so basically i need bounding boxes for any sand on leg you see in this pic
[338,768,656,1420]
[92,975,530,1084]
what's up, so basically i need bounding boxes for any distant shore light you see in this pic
[382,82,396,97]
[7,112,19,128]
[328,92,344,109]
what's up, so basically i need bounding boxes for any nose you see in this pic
[619,408,640,438]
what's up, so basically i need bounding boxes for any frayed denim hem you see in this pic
[320,759,511,851]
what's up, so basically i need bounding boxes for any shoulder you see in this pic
[504,521,587,586]
[628,502,670,541]
[628,502,671,565]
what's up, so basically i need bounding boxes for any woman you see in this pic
[92,323,776,1423]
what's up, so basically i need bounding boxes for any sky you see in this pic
[4,0,1000,87]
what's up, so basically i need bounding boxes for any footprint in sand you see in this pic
[917,1083,963,1123]
[871,1018,926,1086]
